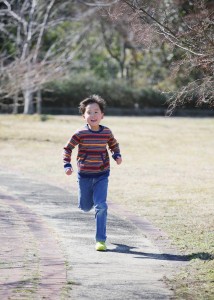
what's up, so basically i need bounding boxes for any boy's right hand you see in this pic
[65,168,73,175]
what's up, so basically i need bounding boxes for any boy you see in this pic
[63,95,122,251]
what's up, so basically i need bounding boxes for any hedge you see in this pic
[43,75,167,109]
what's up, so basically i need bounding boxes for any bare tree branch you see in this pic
[123,0,206,56]
[78,0,118,7]
[32,0,55,63]
[0,1,27,32]
[0,0,99,113]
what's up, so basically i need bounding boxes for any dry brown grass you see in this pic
[0,114,213,299]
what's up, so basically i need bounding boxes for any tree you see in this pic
[81,0,214,111]
[0,0,94,114]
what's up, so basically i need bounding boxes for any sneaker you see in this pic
[95,241,107,251]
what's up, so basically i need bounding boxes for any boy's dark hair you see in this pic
[79,95,106,114]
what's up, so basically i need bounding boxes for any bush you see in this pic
[138,88,167,108]
[43,75,167,109]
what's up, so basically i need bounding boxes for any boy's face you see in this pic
[83,103,104,131]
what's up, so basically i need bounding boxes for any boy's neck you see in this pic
[87,124,101,132]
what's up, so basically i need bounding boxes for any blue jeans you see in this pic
[78,174,108,242]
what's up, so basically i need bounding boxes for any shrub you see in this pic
[43,75,166,110]
[138,88,167,108]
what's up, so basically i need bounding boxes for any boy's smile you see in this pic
[83,103,104,131]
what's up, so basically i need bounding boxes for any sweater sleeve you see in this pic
[63,133,80,169]
[108,130,121,160]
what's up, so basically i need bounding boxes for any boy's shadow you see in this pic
[108,243,213,262]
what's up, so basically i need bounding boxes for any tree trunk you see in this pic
[120,62,124,78]
[23,88,34,114]
[12,93,19,114]
[36,89,42,114]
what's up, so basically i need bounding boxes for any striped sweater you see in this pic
[63,124,121,177]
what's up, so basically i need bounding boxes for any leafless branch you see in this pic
[166,76,214,115]
[32,0,55,63]
[78,0,118,7]
[122,0,206,56]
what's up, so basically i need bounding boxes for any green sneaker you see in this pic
[95,241,107,251]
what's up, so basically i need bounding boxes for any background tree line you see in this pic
[0,0,213,114]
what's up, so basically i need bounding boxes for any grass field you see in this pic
[0,114,213,299]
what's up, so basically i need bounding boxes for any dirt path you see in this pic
[0,169,187,299]
[0,192,68,299]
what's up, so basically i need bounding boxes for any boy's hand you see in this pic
[65,168,73,175]
[116,157,122,165]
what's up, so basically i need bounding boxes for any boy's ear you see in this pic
[101,113,104,119]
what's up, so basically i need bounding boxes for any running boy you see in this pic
[63,95,122,251]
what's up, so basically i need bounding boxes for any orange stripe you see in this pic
[85,160,103,163]
[69,142,76,147]
[79,143,106,146]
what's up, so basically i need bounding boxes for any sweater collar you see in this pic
[86,124,104,133]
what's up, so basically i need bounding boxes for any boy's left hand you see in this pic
[116,157,122,165]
